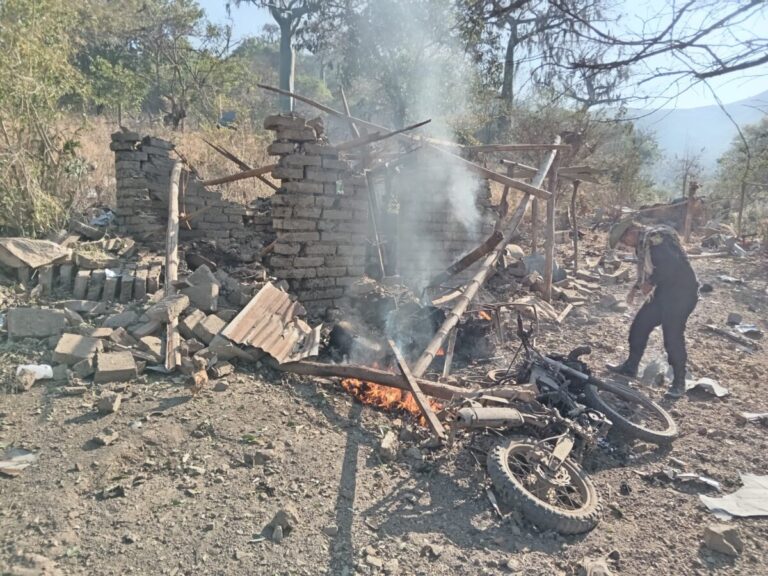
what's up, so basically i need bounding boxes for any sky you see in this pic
[200,0,768,110]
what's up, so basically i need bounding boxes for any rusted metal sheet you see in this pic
[221,282,321,364]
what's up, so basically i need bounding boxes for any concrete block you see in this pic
[193,314,227,345]
[7,308,66,338]
[53,333,103,365]
[109,327,138,347]
[72,357,95,378]
[146,294,190,322]
[103,310,140,328]
[94,351,137,383]
[138,336,164,362]
[181,283,219,313]
[179,309,206,340]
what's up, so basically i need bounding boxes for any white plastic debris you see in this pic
[700,474,768,519]
[686,377,729,397]
[15,364,53,381]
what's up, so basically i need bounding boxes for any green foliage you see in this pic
[0,0,89,236]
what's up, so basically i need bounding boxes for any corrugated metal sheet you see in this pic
[221,282,321,364]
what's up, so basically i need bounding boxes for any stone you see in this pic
[97,391,122,414]
[379,431,399,462]
[7,308,66,338]
[420,544,443,560]
[582,558,613,576]
[146,294,190,322]
[130,320,162,339]
[94,427,119,446]
[366,555,384,569]
[83,327,114,338]
[726,312,743,326]
[210,361,234,378]
[212,381,229,392]
[72,357,95,378]
[138,336,164,361]
[63,308,85,327]
[272,524,284,543]
[53,333,103,365]
[51,364,69,381]
[404,447,423,462]
[181,283,219,313]
[110,327,138,347]
[193,314,226,345]
[702,524,743,557]
[58,300,106,316]
[244,449,279,467]
[179,309,206,339]
[322,525,339,537]
[103,310,139,328]
[266,505,300,537]
[94,351,137,383]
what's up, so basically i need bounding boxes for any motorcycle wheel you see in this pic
[584,379,678,444]
[487,438,600,535]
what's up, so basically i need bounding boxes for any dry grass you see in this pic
[71,116,276,211]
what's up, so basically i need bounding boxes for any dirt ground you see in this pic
[1,250,767,576]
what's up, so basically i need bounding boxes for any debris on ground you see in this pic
[685,377,730,398]
[700,474,768,519]
[702,524,744,557]
[0,448,38,477]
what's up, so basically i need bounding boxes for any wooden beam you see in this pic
[466,143,572,153]
[388,339,447,441]
[201,164,277,187]
[165,162,182,371]
[542,151,562,302]
[428,145,551,201]
[500,159,602,184]
[427,230,503,287]
[442,328,458,380]
[410,137,561,378]
[202,138,279,191]
[570,180,581,273]
[334,119,431,151]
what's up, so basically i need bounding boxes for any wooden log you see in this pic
[202,138,279,192]
[466,143,571,153]
[388,339,447,441]
[410,137,561,378]
[570,180,581,273]
[277,360,476,401]
[365,171,386,279]
[334,119,431,151]
[442,327,458,380]
[556,303,574,325]
[500,159,602,184]
[703,324,761,350]
[428,145,551,201]
[340,86,361,139]
[496,164,515,231]
[201,164,277,187]
[165,161,182,371]
[531,198,539,253]
[427,230,504,287]
[542,151,562,303]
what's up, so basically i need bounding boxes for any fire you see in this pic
[436,347,445,357]
[478,310,492,321]
[341,377,442,426]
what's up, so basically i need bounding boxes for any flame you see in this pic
[436,347,445,357]
[341,377,442,426]
[478,310,492,321]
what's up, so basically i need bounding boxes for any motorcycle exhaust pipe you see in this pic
[456,406,525,428]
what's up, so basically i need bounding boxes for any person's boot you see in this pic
[666,365,687,399]
[606,358,639,378]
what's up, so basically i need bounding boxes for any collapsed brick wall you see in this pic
[111,131,268,256]
[394,149,497,285]
[264,115,369,311]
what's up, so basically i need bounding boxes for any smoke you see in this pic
[354,0,488,286]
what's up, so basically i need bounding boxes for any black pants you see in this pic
[628,285,698,376]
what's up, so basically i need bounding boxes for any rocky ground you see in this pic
[1,250,767,576]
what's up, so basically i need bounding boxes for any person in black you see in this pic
[607,220,699,398]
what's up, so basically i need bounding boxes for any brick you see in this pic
[146,294,190,322]
[267,142,298,155]
[283,181,323,195]
[7,308,66,338]
[315,196,338,208]
[274,127,317,141]
[323,183,344,196]
[193,314,226,345]
[130,320,162,339]
[272,166,305,180]
[102,275,120,302]
[303,143,339,156]
[273,243,301,256]
[110,327,138,347]
[103,310,139,328]
[322,209,354,221]
[73,270,91,300]
[272,206,293,218]
[278,231,320,243]
[269,256,295,268]
[335,277,358,287]
[347,266,366,276]
[337,244,367,256]
[324,256,354,267]
[179,309,206,340]
[293,207,322,219]
[58,264,74,290]
[272,218,317,231]
[321,232,353,243]
[53,333,103,365]
[282,154,322,167]
[96,392,122,413]
[264,114,307,131]
[317,220,341,231]
[272,193,316,207]
[301,278,337,290]
[304,244,337,256]
[316,267,347,278]
[94,351,137,383]
[293,256,324,268]
[298,287,344,300]
[306,167,341,183]
[138,336,164,362]
[321,157,351,171]
[182,282,219,312]
[275,268,316,280]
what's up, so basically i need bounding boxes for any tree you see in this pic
[229,1,320,112]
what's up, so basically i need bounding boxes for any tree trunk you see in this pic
[279,21,295,113]
[498,20,518,134]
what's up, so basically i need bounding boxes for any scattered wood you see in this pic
[556,303,574,324]
[542,150,562,302]
[278,360,477,401]
[410,137,561,378]
[466,143,571,153]
[388,339,447,442]
[570,180,581,273]
[703,324,761,350]
[202,138,279,191]
[428,231,504,287]
[442,327,458,380]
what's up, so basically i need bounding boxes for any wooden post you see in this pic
[165,161,182,371]
[410,137,561,378]
[388,339,447,442]
[542,152,562,302]
[442,328,458,380]
[683,180,698,243]
[737,180,747,238]
[570,180,581,273]
[531,198,539,253]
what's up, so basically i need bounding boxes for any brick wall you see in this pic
[264,114,369,312]
[111,131,267,255]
